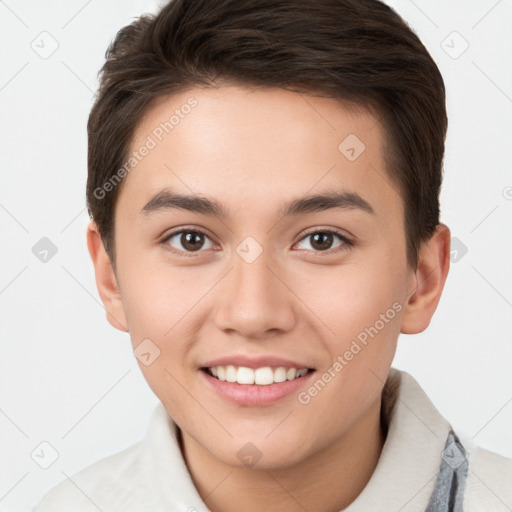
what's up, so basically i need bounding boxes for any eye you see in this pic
[295,230,352,252]
[162,229,215,254]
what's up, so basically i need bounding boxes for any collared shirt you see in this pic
[33,368,512,511]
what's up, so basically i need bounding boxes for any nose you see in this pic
[213,247,297,340]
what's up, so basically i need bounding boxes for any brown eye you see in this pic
[164,230,214,253]
[180,232,204,251]
[296,230,350,252]
[310,232,334,251]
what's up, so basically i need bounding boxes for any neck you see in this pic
[180,393,386,512]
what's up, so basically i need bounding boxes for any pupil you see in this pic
[182,232,203,251]
[311,232,332,251]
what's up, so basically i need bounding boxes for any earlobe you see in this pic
[400,223,451,334]
[86,221,129,333]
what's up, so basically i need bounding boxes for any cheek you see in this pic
[118,261,205,378]
[118,255,189,338]
[297,254,406,409]
[293,269,404,435]
[301,257,404,337]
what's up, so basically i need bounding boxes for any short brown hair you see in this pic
[87,0,447,269]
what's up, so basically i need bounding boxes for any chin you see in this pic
[207,433,313,471]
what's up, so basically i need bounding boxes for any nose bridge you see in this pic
[233,243,274,298]
[213,237,296,337]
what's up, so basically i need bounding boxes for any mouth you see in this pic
[199,355,317,406]
[200,364,316,406]
[201,365,313,385]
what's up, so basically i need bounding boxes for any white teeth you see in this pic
[286,368,297,380]
[237,366,255,384]
[255,367,274,385]
[207,365,310,385]
[274,367,287,383]
[225,365,237,383]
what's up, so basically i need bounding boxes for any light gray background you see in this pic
[1,1,511,510]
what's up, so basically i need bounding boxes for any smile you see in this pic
[201,366,315,406]
[205,365,310,385]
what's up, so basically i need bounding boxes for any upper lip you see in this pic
[201,355,314,370]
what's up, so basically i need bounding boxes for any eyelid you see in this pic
[297,226,353,241]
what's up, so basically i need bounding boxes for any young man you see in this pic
[34,0,511,510]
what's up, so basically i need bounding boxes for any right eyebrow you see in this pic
[140,189,229,218]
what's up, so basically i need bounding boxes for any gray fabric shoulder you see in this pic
[463,444,512,511]
[32,441,143,512]
[425,429,468,512]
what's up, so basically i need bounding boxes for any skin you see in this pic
[87,84,450,512]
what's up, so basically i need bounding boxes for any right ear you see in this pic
[86,221,129,332]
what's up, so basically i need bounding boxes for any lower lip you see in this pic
[200,369,315,407]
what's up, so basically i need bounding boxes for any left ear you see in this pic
[401,223,451,334]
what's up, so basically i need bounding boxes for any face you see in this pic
[101,85,419,469]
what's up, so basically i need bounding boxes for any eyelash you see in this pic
[160,227,354,257]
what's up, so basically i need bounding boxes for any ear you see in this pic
[401,223,451,334]
[86,220,129,332]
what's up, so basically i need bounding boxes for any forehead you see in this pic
[117,84,401,224]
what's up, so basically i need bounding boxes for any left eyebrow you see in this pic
[280,190,375,217]
[140,187,375,218]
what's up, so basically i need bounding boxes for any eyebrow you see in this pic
[140,187,375,219]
